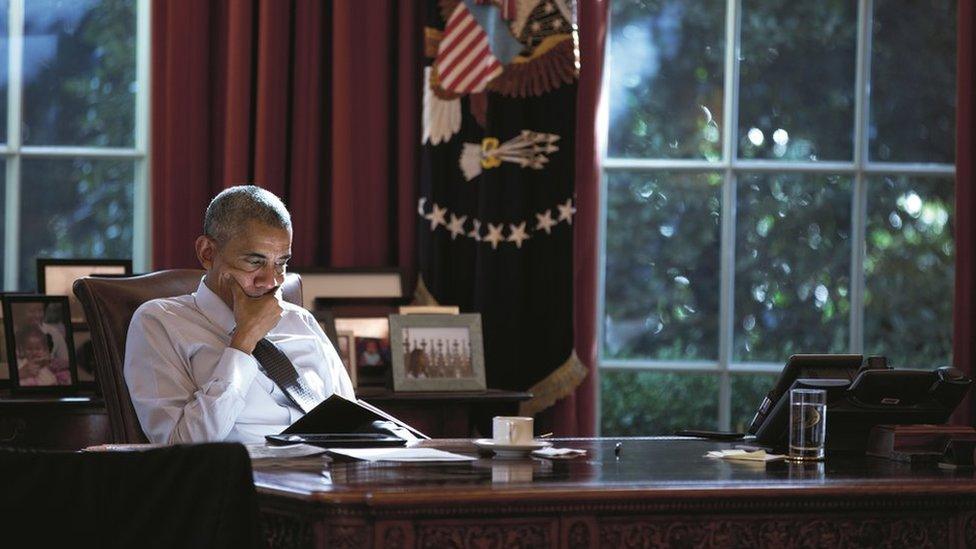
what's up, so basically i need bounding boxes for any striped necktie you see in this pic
[251,338,320,413]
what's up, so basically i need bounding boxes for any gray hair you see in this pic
[204,185,292,245]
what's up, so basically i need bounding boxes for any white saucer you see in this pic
[473,438,552,458]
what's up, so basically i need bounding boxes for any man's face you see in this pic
[197,219,292,305]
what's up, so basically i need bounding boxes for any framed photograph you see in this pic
[335,330,357,387]
[389,313,486,392]
[313,309,338,346]
[293,267,403,311]
[37,258,133,322]
[2,295,78,391]
[334,315,392,389]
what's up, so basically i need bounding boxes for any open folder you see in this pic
[265,394,429,447]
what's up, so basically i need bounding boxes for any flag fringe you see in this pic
[519,349,588,417]
[411,274,441,306]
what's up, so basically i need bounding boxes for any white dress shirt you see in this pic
[124,278,355,444]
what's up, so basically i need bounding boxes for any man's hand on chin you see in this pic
[224,273,284,355]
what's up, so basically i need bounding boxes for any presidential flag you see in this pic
[418,0,584,417]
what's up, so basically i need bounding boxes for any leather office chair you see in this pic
[73,269,303,443]
[0,443,260,548]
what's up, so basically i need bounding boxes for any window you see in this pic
[1,0,149,290]
[599,0,956,434]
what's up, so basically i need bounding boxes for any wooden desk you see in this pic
[253,437,976,548]
[0,391,111,450]
[357,389,532,438]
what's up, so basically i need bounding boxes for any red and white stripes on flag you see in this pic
[435,3,503,95]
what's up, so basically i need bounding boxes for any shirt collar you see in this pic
[193,277,236,334]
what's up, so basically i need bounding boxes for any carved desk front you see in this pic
[253,437,976,548]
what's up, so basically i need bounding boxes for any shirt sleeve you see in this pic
[304,312,356,399]
[124,303,259,444]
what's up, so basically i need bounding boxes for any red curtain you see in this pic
[548,0,609,436]
[954,1,975,426]
[151,0,419,276]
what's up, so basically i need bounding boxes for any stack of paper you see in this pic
[704,449,786,462]
[532,447,587,459]
[245,443,329,460]
[328,447,476,462]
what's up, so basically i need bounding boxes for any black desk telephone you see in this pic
[747,354,972,452]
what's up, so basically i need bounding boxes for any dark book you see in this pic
[266,394,428,447]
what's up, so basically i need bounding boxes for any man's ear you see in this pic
[195,235,217,270]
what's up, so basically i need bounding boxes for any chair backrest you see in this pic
[73,269,303,443]
[0,443,260,548]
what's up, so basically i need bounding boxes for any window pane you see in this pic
[603,171,721,360]
[18,158,133,289]
[23,0,136,146]
[738,1,857,161]
[869,0,956,163]
[734,173,852,361]
[600,370,718,435]
[607,1,725,160]
[0,2,10,143]
[865,176,953,367]
[730,373,776,433]
[0,161,5,282]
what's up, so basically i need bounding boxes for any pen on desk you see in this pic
[539,432,554,438]
[614,442,622,457]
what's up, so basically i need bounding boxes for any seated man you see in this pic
[125,185,354,443]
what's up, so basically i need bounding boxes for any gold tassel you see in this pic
[410,274,441,306]
[519,349,588,417]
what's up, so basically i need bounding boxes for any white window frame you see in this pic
[597,0,955,431]
[2,0,151,290]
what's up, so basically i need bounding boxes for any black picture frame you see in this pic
[319,303,400,390]
[2,294,78,393]
[37,258,133,322]
[0,292,32,386]
[292,267,404,311]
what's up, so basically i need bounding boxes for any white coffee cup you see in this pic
[493,416,533,445]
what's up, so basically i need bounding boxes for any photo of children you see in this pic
[15,324,71,386]
[2,297,76,389]
[334,317,390,388]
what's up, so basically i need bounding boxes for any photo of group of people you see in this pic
[1,296,77,388]
[401,326,474,380]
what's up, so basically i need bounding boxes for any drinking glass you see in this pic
[789,388,826,461]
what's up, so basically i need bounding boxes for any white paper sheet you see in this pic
[245,443,330,460]
[704,449,786,462]
[327,447,476,462]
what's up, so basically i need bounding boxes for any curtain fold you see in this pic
[151,0,420,272]
[953,0,975,426]
[547,0,608,437]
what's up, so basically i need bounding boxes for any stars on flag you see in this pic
[424,202,448,230]
[484,223,505,249]
[507,222,530,248]
[417,197,575,250]
[535,209,557,234]
[446,213,467,240]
